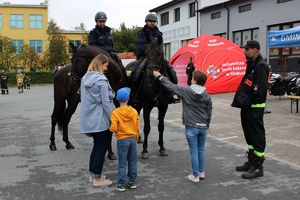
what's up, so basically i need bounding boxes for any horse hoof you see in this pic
[65,143,75,150]
[137,137,144,144]
[49,144,57,151]
[159,149,168,156]
[141,152,149,160]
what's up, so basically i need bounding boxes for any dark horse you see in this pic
[126,39,173,159]
[49,44,126,151]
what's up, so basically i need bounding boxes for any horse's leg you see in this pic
[158,103,169,156]
[63,97,79,150]
[49,99,65,151]
[135,104,144,144]
[141,104,153,159]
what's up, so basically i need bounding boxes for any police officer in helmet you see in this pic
[89,11,114,53]
[135,13,179,103]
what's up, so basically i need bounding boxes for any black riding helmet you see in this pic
[95,11,107,21]
[145,13,157,22]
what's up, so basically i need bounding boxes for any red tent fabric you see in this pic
[170,34,247,94]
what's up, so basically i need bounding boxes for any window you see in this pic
[160,12,169,26]
[233,28,259,47]
[163,43,171,60]
[11,40,24,53]
[181,39,193,47]
[174,8,180,22]
[29,15,43,29]
[0,15,2,28]
[277,0,293,3]
[239,4,251,13]
[10,14,23,28]
[189,2,196,17]
[69,40,81,47]
[30,40,43,53]
[211,12,221,19]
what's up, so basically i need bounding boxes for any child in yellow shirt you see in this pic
[110,87,139,192]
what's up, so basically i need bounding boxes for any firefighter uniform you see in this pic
[16,72,25,93]
[232,41,270,179]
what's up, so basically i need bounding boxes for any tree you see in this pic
[19,43,40,70]
[80,22,89,44]
[111,23,140,53]
[43,19,69,70]
[0,35,18,71]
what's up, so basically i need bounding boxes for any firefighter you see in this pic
[0,70,9,95]
[231,40,270,179]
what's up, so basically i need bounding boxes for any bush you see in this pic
[7,72,54,85]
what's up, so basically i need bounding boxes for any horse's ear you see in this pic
[69,43,77,54]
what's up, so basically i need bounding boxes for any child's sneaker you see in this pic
[116,183,126,192]
[199,172,205,179]
[127,181,137,189]
[187,174,200,183]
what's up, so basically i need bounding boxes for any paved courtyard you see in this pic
[0,85,299,200]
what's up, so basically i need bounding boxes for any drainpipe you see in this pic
[224,4,230,40]
[195,0,199,36]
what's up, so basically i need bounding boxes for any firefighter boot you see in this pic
[236,150,254,172]
[242,154,264,179]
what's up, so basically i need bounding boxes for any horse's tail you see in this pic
[57,100,66,131]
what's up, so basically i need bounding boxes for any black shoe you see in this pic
[108,153,117,160]
[236,161,252,172]
[242,166,264,179]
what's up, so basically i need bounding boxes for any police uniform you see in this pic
[232,40,270,179]
[88,25,114,53]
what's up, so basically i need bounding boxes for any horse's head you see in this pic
[71,44,124,91]
[145,38,164,74]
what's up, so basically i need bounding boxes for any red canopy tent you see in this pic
[170,34,247,94]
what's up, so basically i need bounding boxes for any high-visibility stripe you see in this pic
[254,151,265,157]
[251,103,266,108]
[248,145,254,150]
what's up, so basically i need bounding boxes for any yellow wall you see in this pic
[0,4,48,52]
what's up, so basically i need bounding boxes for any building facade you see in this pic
[0,1,86,54]
[199,0,300,72]
[150,0,300,71]
[150,0,199,59]
[0,2,48,54]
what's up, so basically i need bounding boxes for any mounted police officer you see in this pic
[89,12,123,68]
[232,40,270,179]
[135,13,179,103]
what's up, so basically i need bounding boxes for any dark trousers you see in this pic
[187,75,192,86]
[89,130,112,176]
[1,82,8,94]
[240,108,266,153]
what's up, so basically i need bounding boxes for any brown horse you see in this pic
[49,45,126,151]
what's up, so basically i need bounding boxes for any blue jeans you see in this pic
[89,130,112,176]
[117,137,137,184]
[185,125,208,177]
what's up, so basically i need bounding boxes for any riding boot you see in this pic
[242,154,264,179]
[236,149,254,172]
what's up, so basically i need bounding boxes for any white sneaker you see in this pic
[199,172,205,179]
[187,174,200,183]
[89,175,106,183]
[92,177,112,186]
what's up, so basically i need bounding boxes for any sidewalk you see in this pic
[0,85,299,199]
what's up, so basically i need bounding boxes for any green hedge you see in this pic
[7,72,54,85]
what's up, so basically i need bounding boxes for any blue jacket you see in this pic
[80,71,115,134]
[136,25,163,59]
[88,26,114,52]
